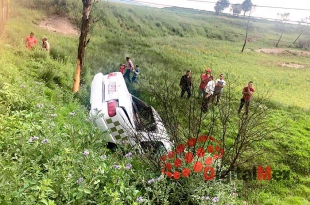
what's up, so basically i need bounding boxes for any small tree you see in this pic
[275,13,290,47]
[241,0,253,16]
[130,75,280,179]
[293,16,310,44]
[241,5,255,52]
[214,0,230,15]
[230,4,242,16]
[73,0,93,93]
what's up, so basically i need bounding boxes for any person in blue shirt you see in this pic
[132,65,140,83]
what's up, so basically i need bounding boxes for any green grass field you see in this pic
[0,0,309,204]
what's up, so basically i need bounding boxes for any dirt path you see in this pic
[256,48,310,69]
[39,15,79,36]
[256,48,310,56]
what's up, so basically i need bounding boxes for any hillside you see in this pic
[0,0,310,204]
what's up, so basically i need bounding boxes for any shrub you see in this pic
[49,47,70,63]
[298,38,310,50]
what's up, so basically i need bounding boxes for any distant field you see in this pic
[128,36,310,109]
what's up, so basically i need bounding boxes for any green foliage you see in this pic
[19,0,70,15]
[298,38,310,50]
[241,0,253,16]
[1,0,310,204]
[214,0,230,14]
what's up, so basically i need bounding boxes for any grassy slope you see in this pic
[1,0,310,204]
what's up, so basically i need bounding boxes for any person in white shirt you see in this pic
[212,74,226,105]
[201,76,215,113]
[42,37,50,52]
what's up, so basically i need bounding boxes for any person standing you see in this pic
[180,70,193,99]
[198,68,212,98]
[238,81,255,115]
[25,32,38,50]
[212,74,226,105]
[201,76,215,112]
[132,65,140,83]
[123,57,134,82]
[42,37,50,52]
[119,64,126,75]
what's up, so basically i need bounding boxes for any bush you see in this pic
[28,49,50,60]
[50,47,70,63]
[298,38,310,50]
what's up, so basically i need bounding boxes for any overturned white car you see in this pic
[90,72,172,153]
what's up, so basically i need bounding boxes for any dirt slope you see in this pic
[39,15,79,36]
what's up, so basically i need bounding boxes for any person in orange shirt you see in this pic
[25,32,38,50]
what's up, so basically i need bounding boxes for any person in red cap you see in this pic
[198,68,212,98]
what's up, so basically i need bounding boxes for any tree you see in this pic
[72,0,93,93]
[241,15,251,52]
[214,0,230,15]
[293,16,310,44]
[275,13,290,47]
[230,4,242,16]
[135,75,280,180]
[241,5,255,52]
[241,0,253,16]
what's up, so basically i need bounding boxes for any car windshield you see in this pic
[132,96,156,131]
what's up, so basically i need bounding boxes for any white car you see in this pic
[90,72,172,154]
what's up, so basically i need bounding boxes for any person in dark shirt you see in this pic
[179,70,193,99]
[132,65,140,83]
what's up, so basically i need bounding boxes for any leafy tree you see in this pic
[214,0,230,15]
[230,4,242,16]
[241,0,253,16]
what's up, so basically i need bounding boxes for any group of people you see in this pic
[119,57,140,83]
[25,32,50,52]
[25,32,253,114]
[179,69,254,114]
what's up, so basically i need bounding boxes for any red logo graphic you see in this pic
[160,135,224,180]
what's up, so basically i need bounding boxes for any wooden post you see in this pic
[241,15,251,52]
[72,0,93,93]
[275,33,282,47]
[0,0,4,34]
[6,0,9,20]
[2,0,4,22]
